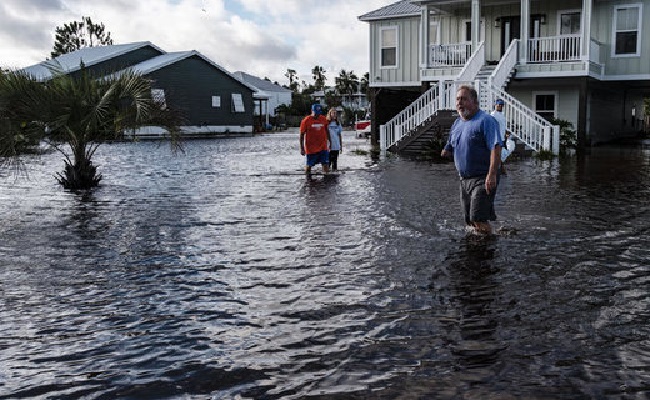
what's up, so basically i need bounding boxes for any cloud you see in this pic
[1,0,392,85]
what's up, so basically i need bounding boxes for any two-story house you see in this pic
[359,0,649,154]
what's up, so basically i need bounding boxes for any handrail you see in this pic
[489,39,518,90]
[380,47,561,155]
[456,41,485,82]
[380,84,440,152]
[486,82,560,154]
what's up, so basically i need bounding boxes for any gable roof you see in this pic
[358,0,421,21]
[127,50,258,93]
[233,71,291,94]
[21,41,163,81]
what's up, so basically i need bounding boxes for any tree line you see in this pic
[280,67,370,122]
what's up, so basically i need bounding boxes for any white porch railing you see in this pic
[380,79,560,155]
[429,43,473,66]
[528,35,581,63]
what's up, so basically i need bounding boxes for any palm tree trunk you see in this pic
[56,144,102,190]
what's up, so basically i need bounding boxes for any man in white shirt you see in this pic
[491,99,509,174]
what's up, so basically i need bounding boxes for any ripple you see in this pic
[1,136,650,398]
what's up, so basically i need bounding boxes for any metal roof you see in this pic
[232,71,291,94]
[126,50,258,92]
[358,0,421,21]
[20,41,162,81]
[20,42,258,93]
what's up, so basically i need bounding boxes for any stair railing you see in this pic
[456,41,485,82]
[489,39,518,91]
[380,83,440,151]
[482,81,560,154]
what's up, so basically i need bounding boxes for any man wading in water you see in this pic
[441,85,502,235]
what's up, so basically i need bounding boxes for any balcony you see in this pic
[421,36,604,80]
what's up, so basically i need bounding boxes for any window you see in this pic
[559,11,581,35]
[613,5,642,56]
[534,93,557,121]
[212,95,221,108]
[380,27,398,68]
[231,93,245,112]
[151,89,166,109]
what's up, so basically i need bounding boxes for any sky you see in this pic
[0,0,394,87]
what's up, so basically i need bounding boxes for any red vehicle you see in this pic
[354,119,371,138]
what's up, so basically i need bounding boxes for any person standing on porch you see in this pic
[300,104,331,175]
[441,85,502,235]
[491,98,509,174]
[326,108,343,171]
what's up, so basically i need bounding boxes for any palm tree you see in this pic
[335,69,359,103]
[311,65,326,91]
[0,65,180,190]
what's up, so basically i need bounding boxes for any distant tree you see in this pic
[361,72,370,98]
[311,65,326,91]
[51,16,113,58]
[285,69,299,92]
[335,69,359,100]
[0,65,181,190]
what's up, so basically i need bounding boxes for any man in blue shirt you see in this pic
[441,85,502,235]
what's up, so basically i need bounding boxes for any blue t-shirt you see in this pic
[328,122,342,151]
[444,110,502,178]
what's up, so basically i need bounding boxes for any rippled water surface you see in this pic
[1,131,649,399]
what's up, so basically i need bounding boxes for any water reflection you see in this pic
[447,238,501,374]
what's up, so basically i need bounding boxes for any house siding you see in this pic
[370,17,421,86]
[147,56,254,129]
[593,1,650,77]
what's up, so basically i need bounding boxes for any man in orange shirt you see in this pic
[300,104,331,175]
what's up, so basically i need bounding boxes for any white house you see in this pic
[232,71,292,119]
[359,0,650,152]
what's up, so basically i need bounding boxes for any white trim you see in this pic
[380,25,399,69]
[370,81,421,88]
[129,125,254,139]
[611,3,643,58]
[599,73,650,81]
[515,70,589,78]
[532,91,559,119]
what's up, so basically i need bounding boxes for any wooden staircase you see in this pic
[392,110,456,156]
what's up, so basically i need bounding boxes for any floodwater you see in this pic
[1,130,649,399]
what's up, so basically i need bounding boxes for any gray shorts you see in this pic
[460,176,497,225]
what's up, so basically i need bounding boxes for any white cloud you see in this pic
[1,0,393,85]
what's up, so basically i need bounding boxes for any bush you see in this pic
[547,117,576,155]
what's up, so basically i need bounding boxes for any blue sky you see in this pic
[0,0,393,85]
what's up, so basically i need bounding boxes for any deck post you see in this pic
[552,125,561,155]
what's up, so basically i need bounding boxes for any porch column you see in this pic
[420,5,431,69]
[471,0,480,48]
[581,0,592,61]
[519,0,530,64]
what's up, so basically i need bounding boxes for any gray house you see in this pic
[359,0,650,154]
[21,41,257,138]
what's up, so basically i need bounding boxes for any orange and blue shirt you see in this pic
[300,115,329,155]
